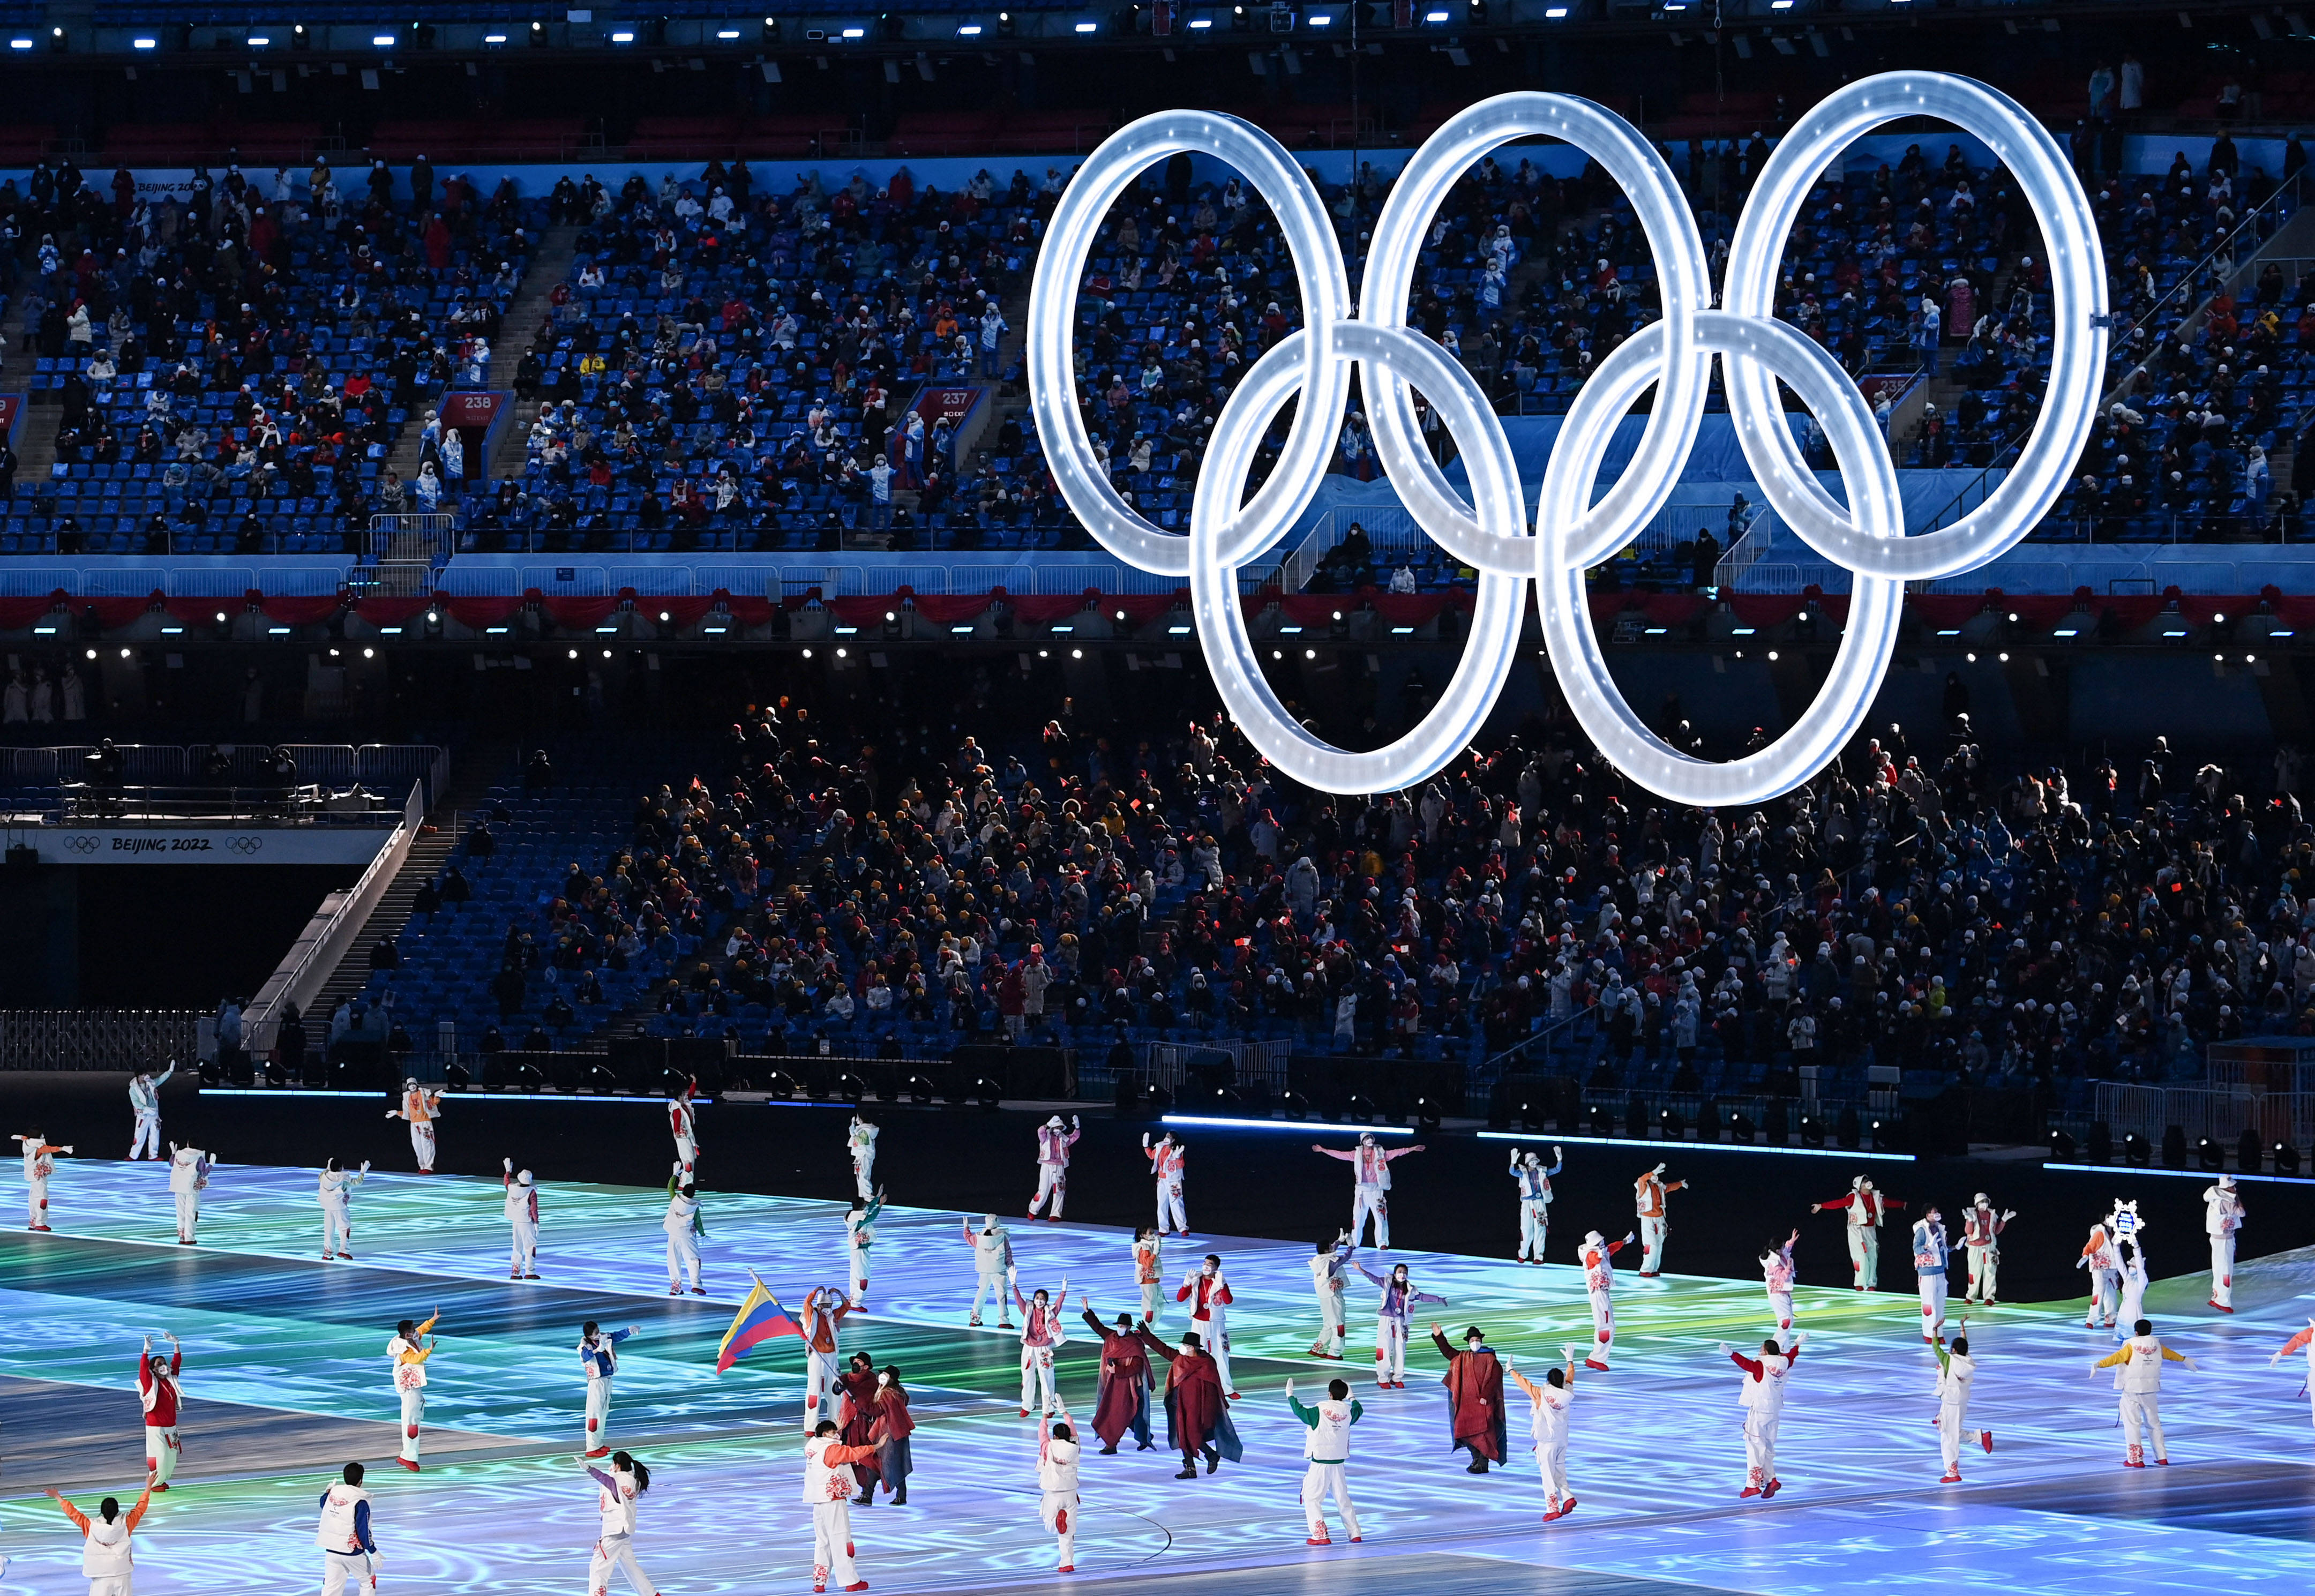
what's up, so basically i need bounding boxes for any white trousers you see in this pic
[1518,1199,1550,1262]
[408,1122,436,1171]
[1351,1185,1389,1249]
[1374,1318,1408,1384]
[26,1175,47,1227]
[2210,1233,2237,1308]
[90,1577,131,1596]
[1847,1226,1879,1288]
[1301,1462,1360,1537]
[851,1154,874,1204]
[1919,1272,1948,1339]
[810,1500,858,1588]
[1767,1289,1793,1332]
[673,1133,697,1176]
[174,1191,200,1243]
[1937,1400,1983,1471]
[508,1218,537,1274]
[1156,1179,1187,1234]
[971,1271,1009,1323]
[131,1112,162,1160]
[1965,1243,1999,1301]
[589,1530,657,1596]
[1537,1439,1570,1507]
[1587,1290,1614,1365]
[399,1387,425,1463]
[666,1232,700,1290]
[320,1549,377,1596]
[1140,1280,1162,1323]
[1039,1489,1078,1567]
[1743,1407,1781,1488]
[322,1203,353,1255]
[1639,1214,1668,1274]
[1194,1317,1232,1391]
[806,1350,839,1426]
[2120,1391,2166,1463]
[585,1376,613,1450]
[145,1422,179,1486]
[1021,1345,1059,1414]
[2086,1267,2120,1325]
[847,1243,870,1307]
[1030,1164,1067,1218]
[1314,1285,1346,1348]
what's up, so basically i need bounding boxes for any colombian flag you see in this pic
[716,1273,802,1373]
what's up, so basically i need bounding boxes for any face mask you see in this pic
[877,1373,891,1386]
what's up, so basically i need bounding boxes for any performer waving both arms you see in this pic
[1510,1147,1562,1264]
[1355,1257,1445,1390]
[1760,1230,1800,1333]
[386,1309,440,1472]
[582,1451,661,1596]
[1719,1331,1805,1500]
[1811,1176,1906,1290]
[1634,1163,1689,1277]
[1314,1133,1425,1250]
[1507,1347,1584,1522]
[49,1485,153,1596]
[384,1079,443,1173]
[138,1333,185,1491]
[1143,1132,1188,1237]
[1176,1254,1237,1398]
[2094,1318,2196,1467]
[1014,1276,1072,1419]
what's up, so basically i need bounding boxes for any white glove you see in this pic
[1716,1341,1732,1357]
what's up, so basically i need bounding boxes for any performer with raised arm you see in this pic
[2077,1217,2122,1329]
[845,1189,885,1310]
[313,1463,378,1596]
[386,1309,439,1472]
[1913,1203,1953,1344]
[1308,1231,1354,1358]
[2268,1318,2315,1437]
[384,1078,442,1172]
[1510,1146,1562,1264]
[2204,1174,2245,1313]
[1014,1276,1072,1419]
[1355,1256,1445,1389]
[1507,1346,1584,1522]
[1287,1375,1365,1545]
[800,1286,853,1429]
[1579,1230,1635,1369]
[1177,1254,1238,1398]
[1811,1175,1906,1290]
[1029,1114,1082,1220]
[2094,1318,2197,1467]
[12,1129,72,1231]
[166,1141,211,1245]
[1134,1323,1240,1479]
[667,1075,701,1178]
[847,1115,878,1203]
[318,1158,368,1260]
[1035,1403,1083,1574]
[49,1485,153,1596]
[578,1321,639,1457]
[664,1164,705,1296]
[138,1333,184,1492]
[2111,1235,2152,1345]
[1429,1323,1508,1475]
[1718,1330,1805,1499]
[128,1060,175,1160]
[1634,1163,1689,1277]
[1079,1304,1155,1453]
[1133,1226,1165,1325]
[1143,1130,1188,1236]
[1760,1230,1800,1333]
[502,1158,540,1279]
[1931,1322,1992,1483]
[1961,1193,2015,1306]
[582,1450,660,1596]
[801,1418,876,1593]
[962,1213,1016,1329]
[1314,1133,1426,1250]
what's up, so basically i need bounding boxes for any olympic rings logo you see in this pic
[1027,74,2107,805]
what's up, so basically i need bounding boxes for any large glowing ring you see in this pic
[1027,76,2107,802]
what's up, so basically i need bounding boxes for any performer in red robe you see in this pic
[867,1365,913,1504]
[833,1350,883,1500]
[1080,1306,1154,1453]
[1430,1323,1508,1473]
[1135,1323,1241,1479]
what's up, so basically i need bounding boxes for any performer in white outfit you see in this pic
[2077,1218,2122,1328]
[1760,1230,1799,1332]
[1354,1256,1444,1388]
[663,1166,705,1295]
[2267,1317,2315,1436]
[802,1419,875,1593]
[128,1061,174,1160]
[1509,1146,1562,1263]
[1287,1376,1364,1544]
[502,1158,540,1278]
[386,1311,439,1471]
[2111,1235,2152,1343]
[583,1452,660,1596]
[1961,1194,2015,1305]
[2204,1175,2245,1312]
[314,1463,378,1596]
[1507,1348,1583,1521]
[800,1287,853,1428]
[1720,1330,1804,1498]
[138,1333,184,1490]
[1036,1405,1083,1572]
[317,1158,368,1258]
[1029,1114,1081,1220]
[667,1076,700,1177]
[962,1213,1016,1328]
[1912,1205,1952,1343]
[1931,1325,1992,1482]
[1313,1133,1426,1249]
[2094,1318,2196,1467]
[1307,1231,1354,1358]
[578,1321,638,1456]
[1811,1175,1906,1290]
[845,1190,885,1309]
[48,1484,153,1596]
[1134,1227,1165,1324]
[384,1079,442,1172]
[1014,1278,1072,1418]
[166,1142,211,1245]
[1143,1131,1188,1235]
[12,1130,72,1231]
[1579,1230,1634,1369]
[846,1115,878,1203]
[1634,1163,1689,1277]
[1177,1253,1238,1397]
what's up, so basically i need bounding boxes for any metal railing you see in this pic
[2093,1082,2315,1152]
[0,1010,204,1070]
[0,744,449,810]
[1137,1038,1293,1098]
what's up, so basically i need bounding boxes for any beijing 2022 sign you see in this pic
[1026,76,2106,805]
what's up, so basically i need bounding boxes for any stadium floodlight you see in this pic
[372,33,397,47]
[132,36,158,47]
[611,28,637,41]
[484,32,508,42]
[249,34,272,46]
[717,28,741,38]
[1027,78,2103,803]
[958,21,984,32]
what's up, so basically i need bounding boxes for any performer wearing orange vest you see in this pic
[1634,1164,1689,1277]
[384,1080,442,1172]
